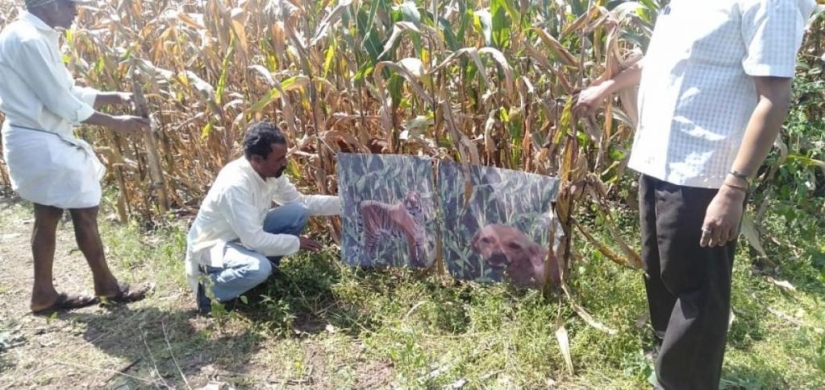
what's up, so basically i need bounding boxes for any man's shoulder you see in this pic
[0,19,42,41]
[0,21,22,44]
[738,0,816,15]
[0,22,47,55]
[210,158,254,192]
[215,157,247,179]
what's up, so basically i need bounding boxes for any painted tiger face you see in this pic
[403,191,422,215]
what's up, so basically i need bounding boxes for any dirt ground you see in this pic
[0,198,394,390]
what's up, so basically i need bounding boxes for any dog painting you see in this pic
[470,224,561,289]
[437,160,560,288]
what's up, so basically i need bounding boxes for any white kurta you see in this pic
[0,12,105,208]
[185,157,341,294]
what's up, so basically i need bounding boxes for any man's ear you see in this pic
[249,154,265,167]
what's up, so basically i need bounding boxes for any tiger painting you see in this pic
[356,190,430,268]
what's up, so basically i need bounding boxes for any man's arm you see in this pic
[573,57,645,116]
[701,0,811,247]
[700,76,793,247]
[15,40,148,134]
[93,92,133,109]
[69,80,131,110]
[272,177,341,216]
[219,184,304,257]
[729,77,792,179]
[302,195,341,216]
[82,112,144,132]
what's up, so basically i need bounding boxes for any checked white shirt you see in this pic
[628,0,817,189]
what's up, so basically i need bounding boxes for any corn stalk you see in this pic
[131,66,169,215]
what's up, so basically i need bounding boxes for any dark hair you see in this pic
[243,121,287,159]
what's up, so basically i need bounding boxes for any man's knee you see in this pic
[278,202,311,231]
[244,256,273,285]
[34,204,63,224]
[289,203,311,226]
[69,207,100,225]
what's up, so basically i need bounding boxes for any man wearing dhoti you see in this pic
[0,0,152,314]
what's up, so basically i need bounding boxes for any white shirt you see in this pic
[0,12,98,136]
[628,0,816,189]
[0,12,106,209]
[184,156,340,293]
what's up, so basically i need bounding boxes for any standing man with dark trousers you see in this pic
[574,1,816,388]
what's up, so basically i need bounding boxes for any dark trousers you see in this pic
[639,175,738,390]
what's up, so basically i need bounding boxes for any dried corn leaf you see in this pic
[554,304,574,375]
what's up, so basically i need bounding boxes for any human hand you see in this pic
[111,115,151,137]
[299,236,323,252]
[573,82,611,117]
[115,92,134,107]
[700,186,746,248]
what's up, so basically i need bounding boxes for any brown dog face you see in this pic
[470,224,551,288]
[470,224,537,268]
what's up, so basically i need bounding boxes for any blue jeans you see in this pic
[199,203,309,307]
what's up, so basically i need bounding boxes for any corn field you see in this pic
[0,0,823,280]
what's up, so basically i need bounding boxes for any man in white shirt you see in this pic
[574,1,816,388]
[0,0,153,314]
[185,121,340,314]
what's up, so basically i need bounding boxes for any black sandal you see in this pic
[100,281,151,305]
[31,293,98,316]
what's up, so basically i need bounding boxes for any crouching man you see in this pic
[185,122,340,314]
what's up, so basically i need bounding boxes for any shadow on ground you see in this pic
[66,305,263,388]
